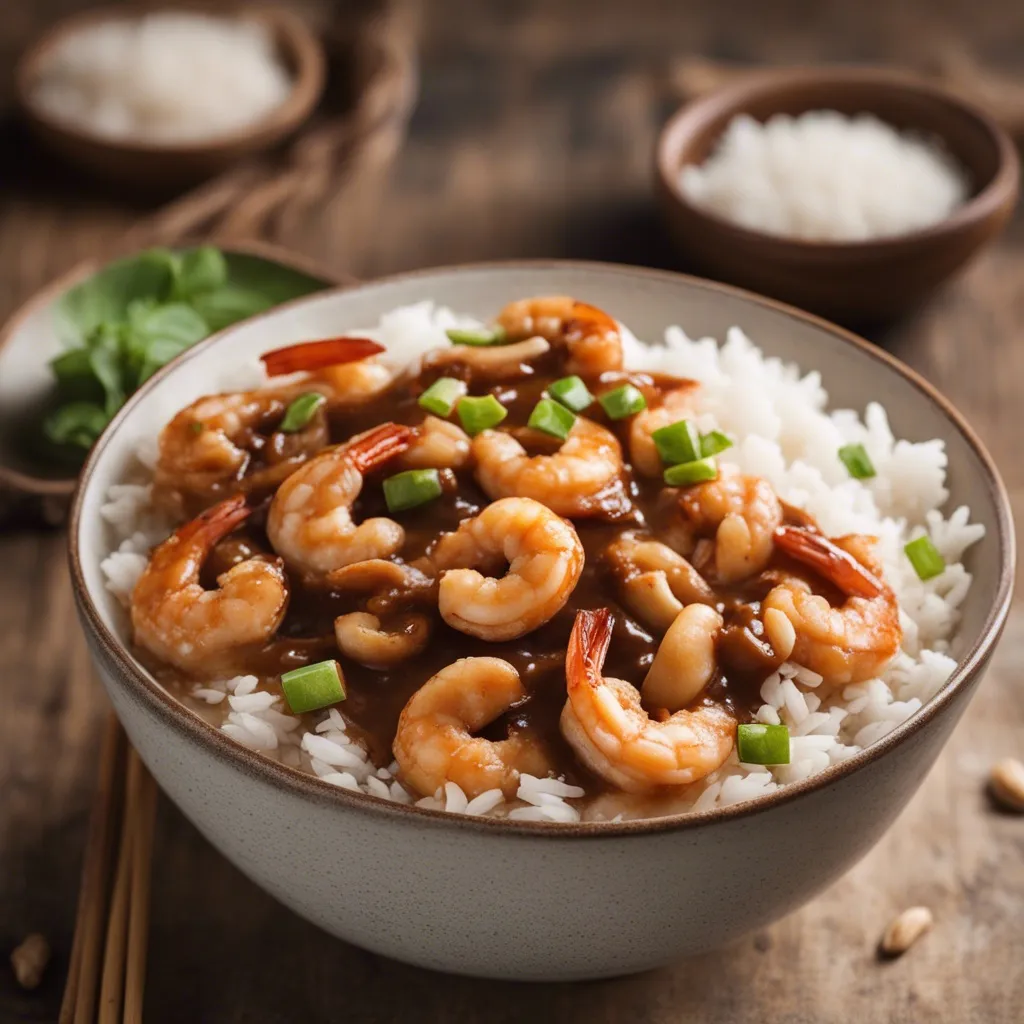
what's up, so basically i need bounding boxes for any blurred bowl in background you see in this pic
[15,3,326,191]
[655,68,1019,325]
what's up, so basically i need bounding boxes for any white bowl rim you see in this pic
[68,259,1016,838]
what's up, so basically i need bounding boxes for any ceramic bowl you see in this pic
[655,68,1020,324]
[0,241,341,508]
[69,262,1014,980]
[15,3,325,190]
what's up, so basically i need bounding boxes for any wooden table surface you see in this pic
[2,1,1023,1021]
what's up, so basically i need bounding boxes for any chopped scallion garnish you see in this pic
[528,398,576,440]
[904,535,945,580]
[456,394,508,436]
[700,430,733,458]
[418,376,466,417]
[281,660,346,714]
[383,468,444,513]
[652,419,701,466]
[599,384,647,420]
[737,723,790,765]
[445,325,507,347]
[663,456,719,487]
[838,443,876,480]
[548,375,595,412]
[279,392,326,433]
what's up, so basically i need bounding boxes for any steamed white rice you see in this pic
[100,302,983,822]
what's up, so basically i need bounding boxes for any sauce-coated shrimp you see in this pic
[393,657,552,799]
[676,465,783,583]
[429,497,584,641]
[335,612,431,668]
[267,423,413,575]
[629,383,701,478]
[132,495,288,676]
[262,337,395,404]
[472,418,624,518]
[400,415,472,470]
[764,526,901,686]
[560,609,735,792]
[425,336,551,379]
[496,296,623,374]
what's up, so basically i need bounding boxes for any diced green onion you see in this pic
[279,392,326,433]
[383,468,444,512]
[527,398,576,440]
[737,723,790,765]
[652,419,701,466]
[281,660,346,714]
[418,376,466,417]
[838,442,876,480]
[457,394,507,436]
[904,535,945,581]
[445,325,507,347]
[663,456,719,486]
[548,375,594,412]
[700,430,733,458]
[599,384,647,420]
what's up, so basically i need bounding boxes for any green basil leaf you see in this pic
[220,253,328,305]
[43,401,109,450]
[190,285,274,332]
[173,246,228,299]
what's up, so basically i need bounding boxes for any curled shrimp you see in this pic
[642,604,724,712]
[393,657,552,799]
[629,383,701,478]
[675,464,783,583]
[262,337,395,403]
[400,415,472,470]
[560,609,735,792]
[267,423,413,575]
[131,495,288,676]
[496,296,623,374]
[155,389,327,510]
[425,337,551,379]
[472,418,625,518]
[605,533,714,631]
[429,497,584,641]
[764,526,901,686]
[335,611,430,668]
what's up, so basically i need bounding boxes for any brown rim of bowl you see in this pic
[14,2,325,157]
[68,259,1016,838]
[0,240,348,499]
[655,66,1021,256]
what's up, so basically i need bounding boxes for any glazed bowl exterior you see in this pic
[655,68,1020,324]
[70,263,1014,980]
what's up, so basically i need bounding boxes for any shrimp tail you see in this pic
[567,608,614,690]
[346,423,415,473]
[774,525,882,599]
[176,494,251,547]
[261,337,386,376]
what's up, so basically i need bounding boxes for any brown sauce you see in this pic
[141,348,832,797]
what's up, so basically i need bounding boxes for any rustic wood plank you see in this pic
[2,1,1023,1021]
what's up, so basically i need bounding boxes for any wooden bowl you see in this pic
[15,3,326,191]
[0,241,343,508]
[655,68,1020,324]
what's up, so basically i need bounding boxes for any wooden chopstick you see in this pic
[60,715,159,1024]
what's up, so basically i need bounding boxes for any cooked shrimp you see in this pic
[267,423,413,575]
[676,464,783,583]
[429,497,584,641]
[605,533,713,631]
[629,383,701,478]
[400,415,472,470]
[472,418,624,517]
[155,389,327,507]
[262,337,394,403]
[496,296,623,374]
[764,526,901,686]
[561,609,735,792]
[425,336,550,379]
[131,495,288,676]
[393,657,552,799]
[335,612,431,668]
[642,604,724,711]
